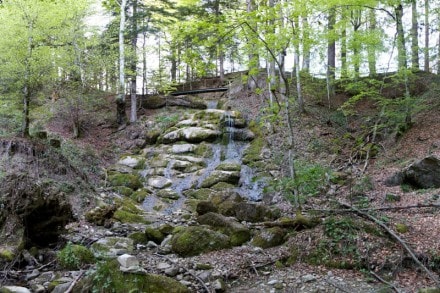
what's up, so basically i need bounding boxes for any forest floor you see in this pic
[44,72,440,292]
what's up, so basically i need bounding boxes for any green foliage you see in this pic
[57,242,95,269]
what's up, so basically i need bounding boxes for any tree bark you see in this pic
[130,0,138,123]
[327,8,336,96]
[411,0,419,71]
[424,0,429,72]
[246,0,258,91]
[301,15,310,73]
[22,20,33,137]
[395,3,407,71]
[367,9,377,77]
[117,0,128,126]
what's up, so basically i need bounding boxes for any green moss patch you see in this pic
[109,173,143,190]
[57,242,95,269]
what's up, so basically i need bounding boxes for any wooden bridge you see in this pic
[170,87,228,96]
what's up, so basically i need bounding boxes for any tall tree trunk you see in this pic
[130,0,138,123]
[22,22,33,137]
[368,9,377,76]
[246,0,258,90]
[424,0,429,72]
[395,3,407,71]
[351,9,362,78]
[341,23,347,78]
[327,8,336,96]
[411,0,419,71]
[142,30,147,96]
[117,0,128,126]
[301,15,310,73]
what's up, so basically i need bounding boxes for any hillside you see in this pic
[1,72,440,292]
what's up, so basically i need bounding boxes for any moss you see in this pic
[113,198,149,224]
[395,223,409,233]
[88,259,189,293]
[242,135,264,165]
[194,142,212,157]
[145,227,165,244]
[184,188,213,200]
[128,232,148,245]
[109,173,142,190]
[158,224,174,235]
[216,162,242,172]
[195,263,213,270]
[113,186,134,197]
[200,170,240,188]
[251,227,286,248]
[171,226,231,257]
[418,288,440,293]
[0,248,15,261]
[130,188,150,203]
[57,243,95,269]
[210,182,235,190]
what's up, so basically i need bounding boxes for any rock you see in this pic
[29,284,44,293]
[197,212,251,246]
[157,262,171,270]
[91,237,134,258]
[117,254,139,268]
[85,259,190,292]
[117,156,144,168]
[251,227,287,248]
[385,156,440,189]
[51,282,71,293]
[228,202,277,223]
[171,226,231,257]
[301,274,316,283]
[148,177,172,189]
[196,201,218,215]
[145,226,165,244]
[200,170,240,188]
[172,144,196,154]
[228,128,255,141]
[147,241,158,249]
[216,162,242,172]
[85,204,117,226]
[162,127,221,144]
[212,279,226,292]
[156,189,180,200]
[109,173,143,190]
[267,279,279,285]
[164,266,179,277]
[0,286,32,293]
[197,270,212,282]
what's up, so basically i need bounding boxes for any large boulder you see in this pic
[171,226,231,257]
[200,170,240,188]
[197,212,251,246]
[161,127,221,144]
[385,156,440,189]
[251,227,287,248]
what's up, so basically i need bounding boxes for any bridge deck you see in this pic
[170,87,228,96]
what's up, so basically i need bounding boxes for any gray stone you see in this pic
[91,236,134,258]
[117,156,141,168]
[0,286,32,293]
[164,266,179,277]
[302,274,316,283]
[385,156,440,189]
[117,254,139,268]
[25,269,40,281]
[157,262,171,270]
[212,278,226,292]
[148,177,172,189]
[172,144,196,154]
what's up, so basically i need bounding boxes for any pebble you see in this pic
[179,280,192,286]
[25,269,40,281]
[267,279,279,285]
[301,274,316,283]
[164,267,179,277]
[157,262,171,270]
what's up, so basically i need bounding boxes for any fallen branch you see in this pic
[339,201,440,287]
[65,270,84,293]
[370,271,401,293]
[308,204,440,214]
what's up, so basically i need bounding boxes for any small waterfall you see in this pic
[197,144,222,188]
[206,100,218,109]
[224,110,234,142]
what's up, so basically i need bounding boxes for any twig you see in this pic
[370,270,401,293]
[65,270,84,293]
[339,201,440,287]
[154,253,211,293]
[308,204,440,214]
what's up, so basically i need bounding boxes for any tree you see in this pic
[410,0,419,70]
[117,0,128,126]
[0,0,91,137]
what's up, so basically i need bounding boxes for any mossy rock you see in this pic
[109,173,143,190]
[196,201,218,215]
[200,170,240,188]
[130,188,151,203]
[85,204,117,226]
[229,202,278,223]
[113,198,148,224]
[183,188,213,200]
[57,243,95,269]
[171,226,231,257]
[197,212,251,246]
[158,224,174,235]
[145,227,165,244]
[418,288,440,293]
[251,227,287,248]
[194,143,213,157]
[91,237,134,259]
[0,248,15,261]
[216,162,242,172]
[128,232,148,245]
[80,259,189,293]
[242,135,264,165]
[156,189,180,200]
[143,95,167,109]
[210,182,236,191]
[113,186,134,197]
[145,130,161,145]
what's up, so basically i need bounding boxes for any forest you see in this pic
[1,0,440,292]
